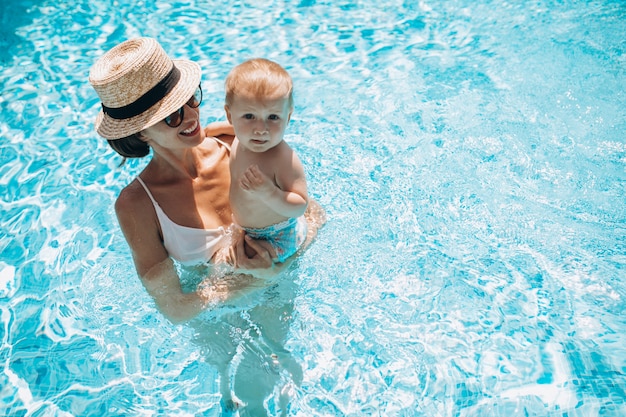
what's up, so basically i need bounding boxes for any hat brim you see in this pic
[95,59,202,140]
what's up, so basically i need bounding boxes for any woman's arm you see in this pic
[205,120,234,138]
[139,258,208,323]
[114,180,280,323]
[115,182,207,323]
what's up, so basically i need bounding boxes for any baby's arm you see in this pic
[240,155,308,219]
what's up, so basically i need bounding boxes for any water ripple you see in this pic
[1,0,625,415]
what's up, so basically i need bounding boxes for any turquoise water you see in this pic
[1,0,625,415]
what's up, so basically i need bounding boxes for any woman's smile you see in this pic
[180,120,200,136]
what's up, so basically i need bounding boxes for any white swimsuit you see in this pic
[135,138,232,265]
[136,177,229,265]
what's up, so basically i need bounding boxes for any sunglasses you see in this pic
[163,85,203,128]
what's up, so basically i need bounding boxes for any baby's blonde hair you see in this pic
[225,58,293,108]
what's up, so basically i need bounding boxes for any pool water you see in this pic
[1,0,625,416]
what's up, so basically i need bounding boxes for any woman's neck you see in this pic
[147,146,202,181]
[144,137,223,182]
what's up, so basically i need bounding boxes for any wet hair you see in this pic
[107,133,150,159]
[225,58,293,108]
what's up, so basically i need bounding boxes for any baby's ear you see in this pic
[224,105,232,123]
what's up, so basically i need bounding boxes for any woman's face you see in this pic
[140,104,203,150]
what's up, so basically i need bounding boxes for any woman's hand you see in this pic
[230,233,276,270]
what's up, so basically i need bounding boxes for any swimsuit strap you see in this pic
[136,176,159,206]
[134,174,228,265]
[212,136,231,152]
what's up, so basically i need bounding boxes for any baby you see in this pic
[224,58,308,263]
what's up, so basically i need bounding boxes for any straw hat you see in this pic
[89,37,201,140]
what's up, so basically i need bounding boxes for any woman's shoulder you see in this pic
[215,133,235,146]
[205,134,235,152]
[114,179,151,219]
[198,135,235,162]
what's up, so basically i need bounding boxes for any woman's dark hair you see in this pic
[107,134,150,159]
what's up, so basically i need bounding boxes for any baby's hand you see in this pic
[239,165,274,195]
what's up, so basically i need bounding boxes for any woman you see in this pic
[89,37,324,324]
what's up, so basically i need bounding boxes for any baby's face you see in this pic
[226,94,292,153]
